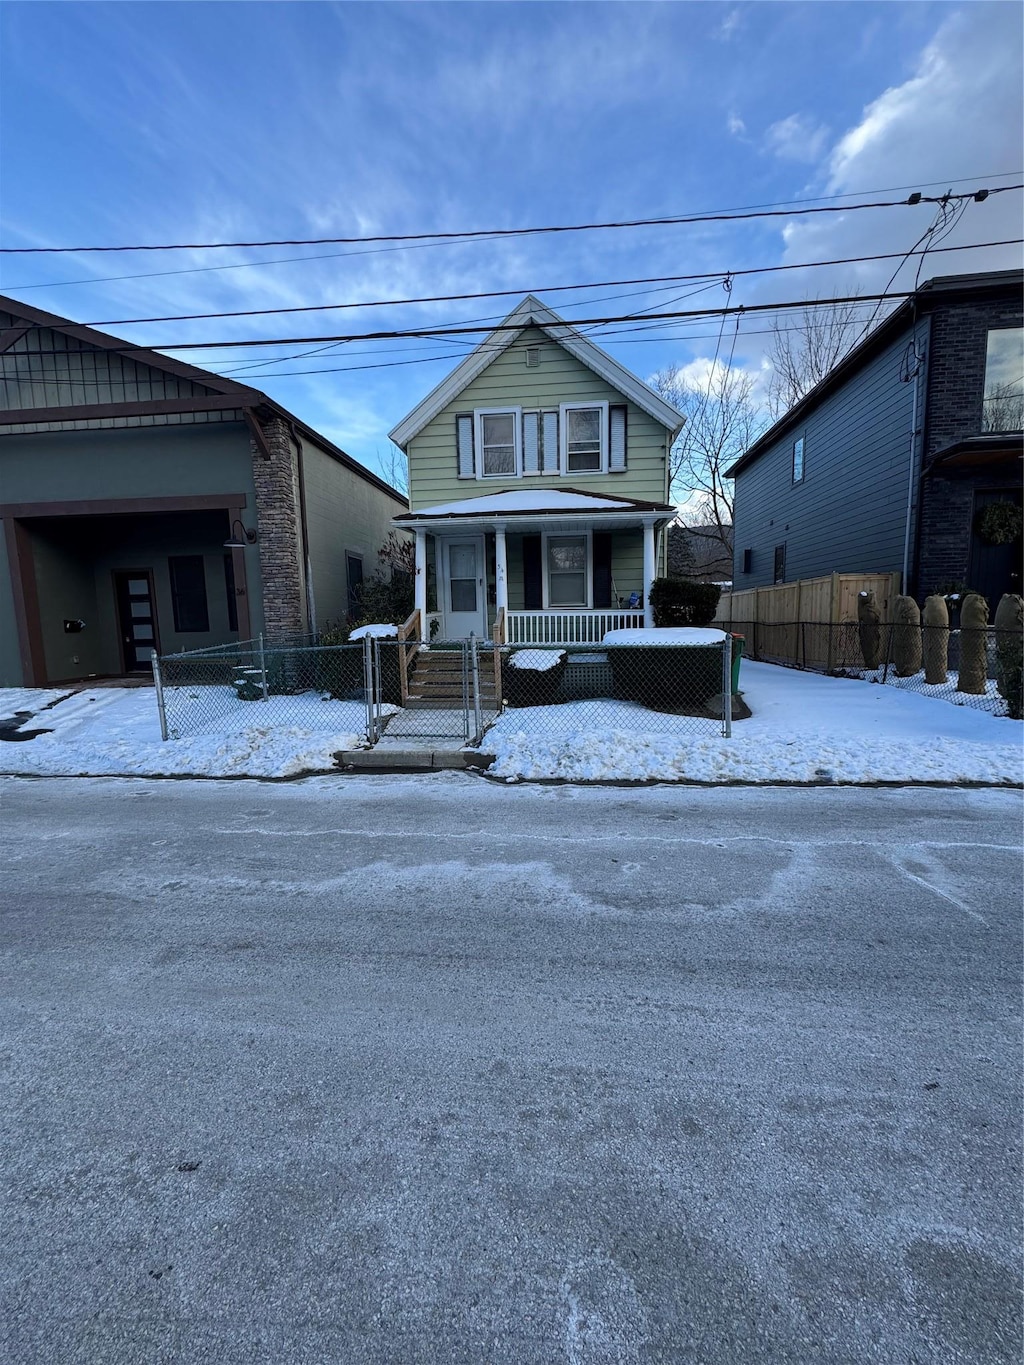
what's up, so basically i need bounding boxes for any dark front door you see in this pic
[968,490,1023,611]
[114,570,160,672]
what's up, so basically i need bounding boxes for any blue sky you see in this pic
[2,1,1021,485]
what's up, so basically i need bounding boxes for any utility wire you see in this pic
[0,290,944,357]
[3,186,1020,256]
[27,234,1024,331]
[4,172,1019,292]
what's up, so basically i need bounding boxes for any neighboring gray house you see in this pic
[727,270,1023,610]
[390,295,683,642]
[0,295,406,687]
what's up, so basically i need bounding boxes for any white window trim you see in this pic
[474,406,522,480]
[542,529,592,610]
[559,401,609,477]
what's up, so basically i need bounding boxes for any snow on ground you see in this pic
[0,685,387,779]
[0,688,76,717]
[1,663,1020,783]
[843,665,1007,716]
[348,623,398,640]
[480,661,1024,784]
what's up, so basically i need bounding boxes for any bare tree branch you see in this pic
[766,295,863,420]
[651,362,765,568]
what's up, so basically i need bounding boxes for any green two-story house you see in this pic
[390,295,684,644]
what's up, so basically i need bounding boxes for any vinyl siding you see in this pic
[0,314,237,434]
[493,529,646,612]
[299,434,408,630]
[732,319,927,589]
[406,327,671,509]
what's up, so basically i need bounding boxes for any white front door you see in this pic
[441,536,487,639]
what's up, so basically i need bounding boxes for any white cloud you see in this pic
[716,8,743,41]
[770,5,1023,296]
[727,113,746,137]
[764,113,830,164]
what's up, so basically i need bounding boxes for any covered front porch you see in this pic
[394,488,675,645]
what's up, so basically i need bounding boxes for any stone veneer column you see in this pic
[249,414,306,639]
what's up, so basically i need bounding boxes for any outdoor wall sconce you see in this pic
[224,519,259,548]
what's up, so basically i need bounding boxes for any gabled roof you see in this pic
[0,294,407,505]
[389,294,685,448]
[726,268,1024,479]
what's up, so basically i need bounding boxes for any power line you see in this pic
[3,185,1020,257]
[0,290,943,358]
[17,234,1020,332]
[4,173,1020,291]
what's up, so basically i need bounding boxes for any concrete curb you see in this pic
[333,749,494,772]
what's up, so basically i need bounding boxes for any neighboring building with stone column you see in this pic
[727,270,1022,610]
[389,295,684,644]
[0,294,406,686]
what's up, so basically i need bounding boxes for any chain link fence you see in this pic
[154,635,377,743]
[729,620,1023,719]
[154,633,737,746]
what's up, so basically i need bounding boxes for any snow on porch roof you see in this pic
[394,488,675,521]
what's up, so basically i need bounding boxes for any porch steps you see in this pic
[405,649,499,710]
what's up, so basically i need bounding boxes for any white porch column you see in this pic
[642,520,657,627]
[414,528,427,628]
[494,523,508,618]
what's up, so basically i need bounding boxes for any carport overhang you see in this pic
[1,493,253,686]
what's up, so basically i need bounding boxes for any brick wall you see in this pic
[915,288,1022,596]
[250,415,306,637]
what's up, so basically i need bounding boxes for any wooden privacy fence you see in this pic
[714,572,902,670]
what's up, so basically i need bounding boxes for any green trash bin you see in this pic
[730,634,744,694]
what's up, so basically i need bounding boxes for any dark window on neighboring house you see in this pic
[223,554,238,633]
[773,544,787,585]
[168,555,209,632]
[792,435,805,483]
[741,548,752,574]
[982,328,1024,432]
[347,554,364,619]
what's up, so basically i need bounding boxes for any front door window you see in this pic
[443,538,485,638]
[114,570,159,672]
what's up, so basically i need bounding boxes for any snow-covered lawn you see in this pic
[1,662,1020,783]
[0,685,383,779]
[481,661,1023,784]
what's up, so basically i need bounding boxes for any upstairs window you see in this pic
[560,402,609,474]
[982,328,1024,432]
[475,409,520,477]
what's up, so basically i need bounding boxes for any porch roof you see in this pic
[395,486,675,530]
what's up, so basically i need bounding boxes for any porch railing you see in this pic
[505,609,645,645]
[397,608,421,704]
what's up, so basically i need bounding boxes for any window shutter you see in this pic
[609,405,627,471]
[523,411,540,475]
[522,534,543,610]
[592,532,613,609]
[541,410,559,474]
[456,413,475,479]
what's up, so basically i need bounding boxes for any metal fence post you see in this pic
[373,636,384,741]
[258,632,269,701]
[721,633,733,739]
[151,649,169,742]
[362,634,375,744]
[469,633,483,745]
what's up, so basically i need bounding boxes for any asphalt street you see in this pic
[1,774,1021,1365]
